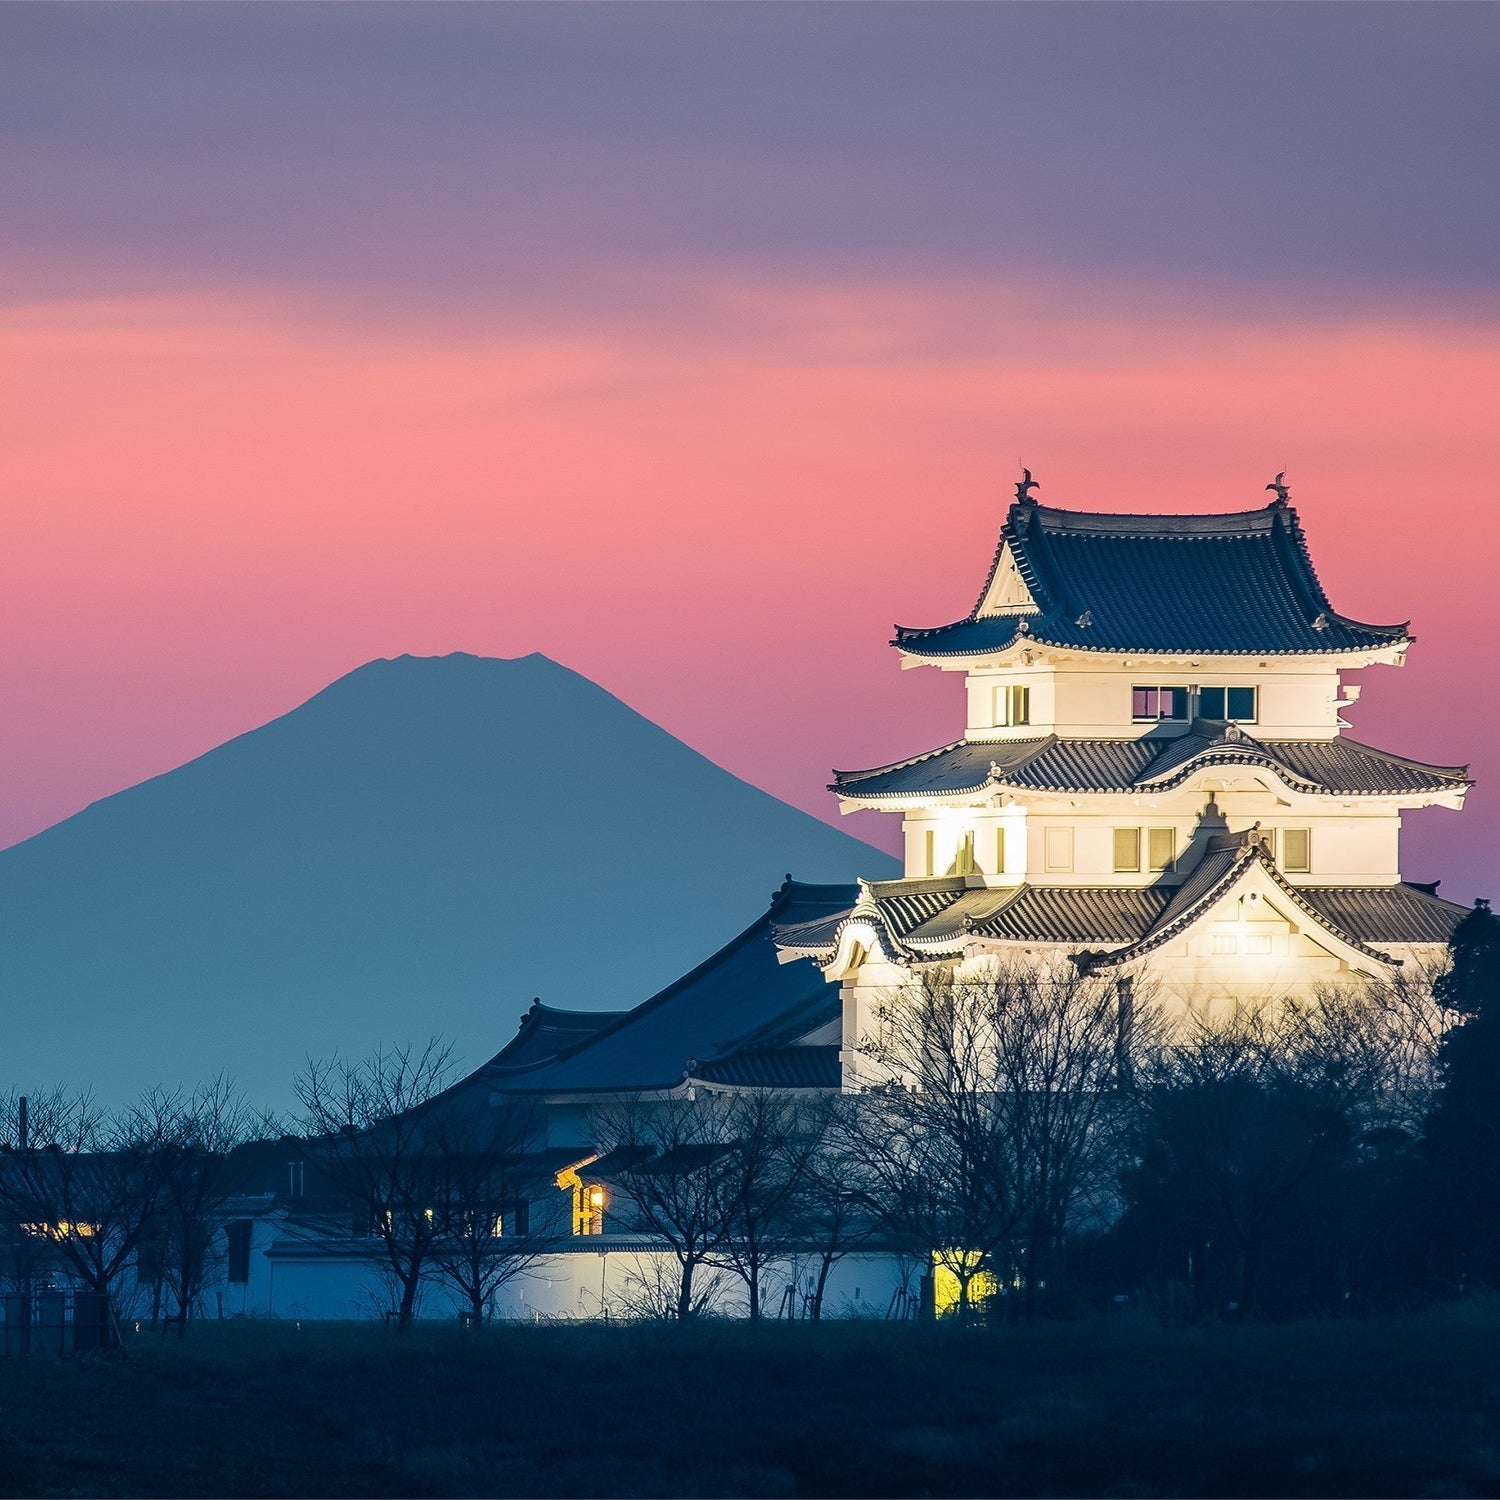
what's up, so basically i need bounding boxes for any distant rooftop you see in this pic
[894,496,1411,659]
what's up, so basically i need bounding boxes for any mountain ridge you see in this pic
[0,652,892,1107]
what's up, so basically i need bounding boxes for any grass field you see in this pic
[4,1312,1500,1497]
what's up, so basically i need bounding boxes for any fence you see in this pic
[1,1290,115,1355]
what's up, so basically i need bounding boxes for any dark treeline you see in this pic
[2,901,1498,1329]
[1078,899,1500,1320]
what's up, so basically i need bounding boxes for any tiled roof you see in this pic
[488,881,857,1096]
[490,1001,632,1073]
[1301,884,1471,945]
[894,500,1410,659]
[834,726,1468,802]
[692,1045,842,1090]
[772,866,1463,965]
[902,885,1171,947]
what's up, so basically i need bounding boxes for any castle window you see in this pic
[1132,686,1189,722]
[994,827,1006,874]
[1244,933,1273,955]
[574,1183,607,1236]
[1113,827,1141,873]
[1148,827,1176,873]
[995,684,1031,727]
[1044,827,1074,873]
[1283,828,1312,873]
[1212,933,1237,954]
[1198,686,1258,722]
[956,830,976,876]
[924,829,936,877]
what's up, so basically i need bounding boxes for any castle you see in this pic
[772,475,1470,1086]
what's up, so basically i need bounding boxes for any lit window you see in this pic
[1148,827,1175,873]
[994,826,1006,874]
[1244,933,1273,955]
[1132,686,1189,722]
[491,1214,505,1239]
[1212,933,1237,954]
[1113,827,1141,873]
[574,1184,607,1236]
[1283,828,1312,873]
[924,829,936,878]
[23,1221,99,1241]
[1198,686,1258,722]
[994,683,1031,727]
[955,830,976,876]
[1044,827,1074,873]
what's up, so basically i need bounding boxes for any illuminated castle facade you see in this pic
[772,477,1471,1086]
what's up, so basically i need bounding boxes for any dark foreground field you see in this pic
[4,1313,1500,1498]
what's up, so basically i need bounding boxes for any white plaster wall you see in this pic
[964,659,1359,740]
[903,809,1026,881]
[901,793,1406,886]
[196,1240,914,1324]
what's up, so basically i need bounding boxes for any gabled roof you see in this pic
[894,498,1410,659]
[487,881,856,1096]
[832,725,1469,803]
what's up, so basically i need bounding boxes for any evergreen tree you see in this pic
[1423,899,1500,1286]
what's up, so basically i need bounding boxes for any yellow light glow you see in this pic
[931,1250,999,1318]
[588,1187,606,1208]
[22,1221,98,1240]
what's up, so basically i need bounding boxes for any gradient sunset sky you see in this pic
[2,3,1497,900]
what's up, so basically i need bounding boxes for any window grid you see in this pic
[1131,686,1189,722]
[1197,685,1259,722]
[1148,827,1176,873]
[1283,827,1312,873]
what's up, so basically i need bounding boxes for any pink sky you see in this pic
[2,278,1495,901]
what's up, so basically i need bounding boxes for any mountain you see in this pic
[0,653,893,1109]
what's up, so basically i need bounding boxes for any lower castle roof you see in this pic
[774,861,1466,966]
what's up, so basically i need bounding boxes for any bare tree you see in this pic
[590,1095,739,1321]
[789,1093,882,1319]
[423,1092,557,1322]
[296,1040,458,1331]
[155,1078,274,1331]
[0,1087,178,1312]
[848,958,1149,1318]
[709,1089,821,1320]
[1294,963,1447,1137]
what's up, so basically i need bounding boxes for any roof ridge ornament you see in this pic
[1015,467,1040,506]
[1266,470,1291,507]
